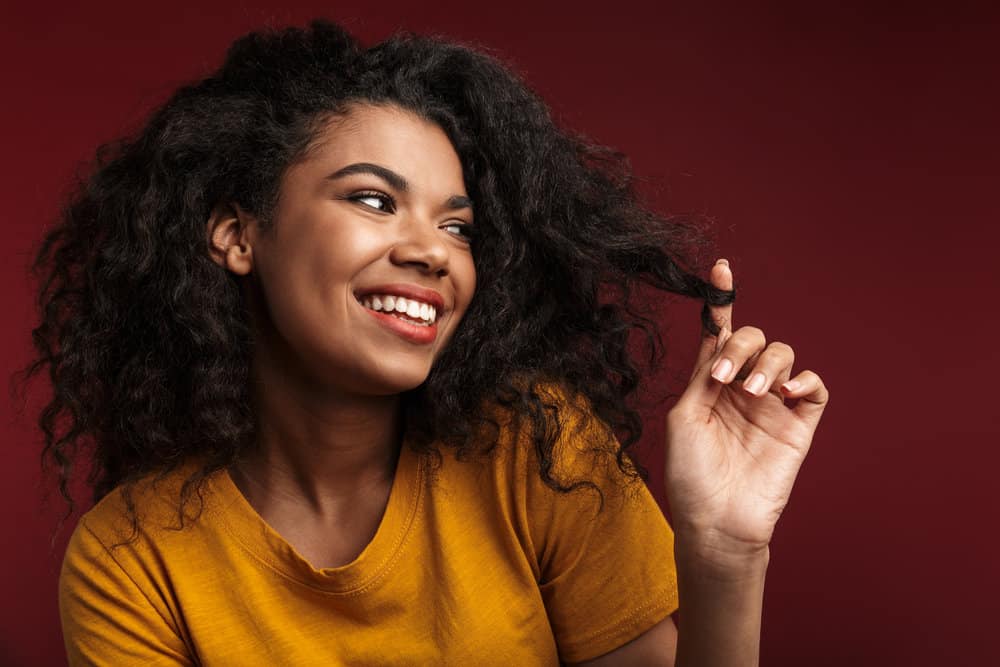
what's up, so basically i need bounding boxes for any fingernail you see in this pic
[781,380,801,393]
[716,258,729,267]
[711,358,733,382]
[744,372,766,395]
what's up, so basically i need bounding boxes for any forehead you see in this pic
[303,103,466,192]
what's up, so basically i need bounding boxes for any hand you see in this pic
[664,259,829,562]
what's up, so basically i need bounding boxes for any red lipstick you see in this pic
[360,306,438,345]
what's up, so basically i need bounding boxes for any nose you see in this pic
[388,213,450,276]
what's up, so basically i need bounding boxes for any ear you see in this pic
[206,202,256,275]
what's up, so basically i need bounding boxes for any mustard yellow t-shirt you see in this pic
[60,394,679,665]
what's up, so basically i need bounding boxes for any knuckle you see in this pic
[797,369,819,384]
[768,341,795,362]
[797,370,830,401]
[738,325,766,344]
[730,326,765,353]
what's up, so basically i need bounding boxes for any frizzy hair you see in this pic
[15,19,734,535]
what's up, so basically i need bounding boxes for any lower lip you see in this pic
[361,305,439,345]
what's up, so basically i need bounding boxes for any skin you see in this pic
[207,103,476,567]
[572,260,829,666]
[209,103,830,664]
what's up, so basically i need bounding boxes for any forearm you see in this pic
[672,532,770,667]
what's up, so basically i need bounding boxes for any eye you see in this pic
[348,190,395,213]
[442,222,476,242]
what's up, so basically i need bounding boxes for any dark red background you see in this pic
[3,2,997,665]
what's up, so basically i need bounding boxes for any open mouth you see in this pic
[356,293,438,327]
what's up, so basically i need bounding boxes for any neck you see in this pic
[233,355,405,519]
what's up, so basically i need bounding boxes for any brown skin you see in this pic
[571,261,829,666]
[208,103,830,664]
[206,103,476,567]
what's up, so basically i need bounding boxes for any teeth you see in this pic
[359,293,438,324]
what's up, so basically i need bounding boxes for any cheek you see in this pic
[262,225,385,336]
[315,226,387,285]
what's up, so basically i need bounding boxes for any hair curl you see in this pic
[15,20,734,536]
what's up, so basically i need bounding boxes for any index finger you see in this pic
[706,258,734,337]
[692,258,735,375]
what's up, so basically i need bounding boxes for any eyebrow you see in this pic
[327,162,473,211]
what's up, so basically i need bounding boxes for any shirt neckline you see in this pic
[207,437,425,594]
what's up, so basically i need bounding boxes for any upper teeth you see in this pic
[361,294,437,324]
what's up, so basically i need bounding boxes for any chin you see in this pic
[368,364,434,396]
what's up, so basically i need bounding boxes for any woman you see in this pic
[22,20,828,666]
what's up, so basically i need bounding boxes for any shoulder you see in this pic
[73,459,221,551]
[59,464,203,665]
[431,380,646,587]
[60,459,228,621]
[476,379,644,514]
[495,383,679,663]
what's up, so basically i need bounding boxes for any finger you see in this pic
[739,341,795,397]
[677,326,728,416]
[731,348,762,384]
[679,325,765,415]
[693,259,735,376]
[705,258,734,334]
[709,325,766,386]
[780,370,830,425]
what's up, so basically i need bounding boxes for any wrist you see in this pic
[674,527,771,579]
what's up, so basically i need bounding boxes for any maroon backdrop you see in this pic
[3,2,997,665]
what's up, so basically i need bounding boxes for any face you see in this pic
[233,104,477,396]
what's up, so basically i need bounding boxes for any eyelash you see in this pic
[349,190,396,213]
[347,190,476,242]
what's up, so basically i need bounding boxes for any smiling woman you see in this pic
[212,105,477,397]
[17,18,826,667]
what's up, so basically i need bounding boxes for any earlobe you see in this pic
[206,202,254,275]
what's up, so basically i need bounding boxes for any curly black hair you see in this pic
[14,19,734,535]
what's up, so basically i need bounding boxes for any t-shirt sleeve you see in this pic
[523,387,679,664]
[59,515,194,666]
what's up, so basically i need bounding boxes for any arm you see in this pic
[563,541,766,667]
[663,258,828,666]
[572,258,828,666]
[672,538,768,667]
[528,384,680,665]
[564,614,678,666]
